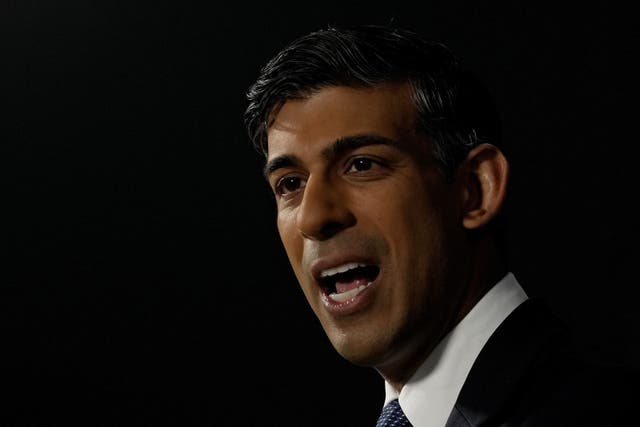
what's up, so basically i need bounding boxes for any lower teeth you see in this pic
[328,283,370,303]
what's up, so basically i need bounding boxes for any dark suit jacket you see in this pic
[445,298,635,426]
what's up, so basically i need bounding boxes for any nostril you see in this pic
[299,220,352,241]
[318,220,349,240]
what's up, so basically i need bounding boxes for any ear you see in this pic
[459,143,509,230]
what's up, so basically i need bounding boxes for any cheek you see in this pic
[277,208,296,243]
[372,186,448,283]
[277,210,304,268]
[365,186,437,245]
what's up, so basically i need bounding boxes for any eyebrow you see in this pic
[263,134,398,180]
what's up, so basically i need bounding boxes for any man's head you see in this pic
[244,25,509,389]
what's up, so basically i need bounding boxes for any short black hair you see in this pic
[243,24,502,181]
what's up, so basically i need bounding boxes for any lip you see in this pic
[309,254,380,316]
[320,278,378,315]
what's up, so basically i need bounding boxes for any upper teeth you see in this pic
[320,262,366,278]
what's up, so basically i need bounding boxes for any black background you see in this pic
[2,1,638,426]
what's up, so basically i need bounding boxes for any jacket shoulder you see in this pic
[448,298,637,426]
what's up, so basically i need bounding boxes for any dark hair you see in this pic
[243,24,502,181]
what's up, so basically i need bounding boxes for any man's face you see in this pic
[265,83,467,374]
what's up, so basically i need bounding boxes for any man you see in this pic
[243,25,631,426]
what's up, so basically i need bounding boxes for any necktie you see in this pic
[376,399,413,427]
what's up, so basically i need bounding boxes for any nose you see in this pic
[296,176,356,241]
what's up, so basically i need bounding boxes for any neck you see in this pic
[380,235,507,394]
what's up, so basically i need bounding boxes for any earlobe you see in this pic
[460,144,509,230]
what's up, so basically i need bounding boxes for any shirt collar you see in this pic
[382,272,528,427]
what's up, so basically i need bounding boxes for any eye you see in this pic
[346,157,376,173]
[274,176,307,196]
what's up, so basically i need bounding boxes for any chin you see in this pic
[327,329,391,368]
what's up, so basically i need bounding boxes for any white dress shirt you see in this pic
[381,272,528,427]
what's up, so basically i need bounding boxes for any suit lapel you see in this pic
[444,298,572,427]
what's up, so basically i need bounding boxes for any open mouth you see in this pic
[318,262,380,303]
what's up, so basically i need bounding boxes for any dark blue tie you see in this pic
[376,399,413,427]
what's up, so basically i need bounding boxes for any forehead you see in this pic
[266,83,417,159]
